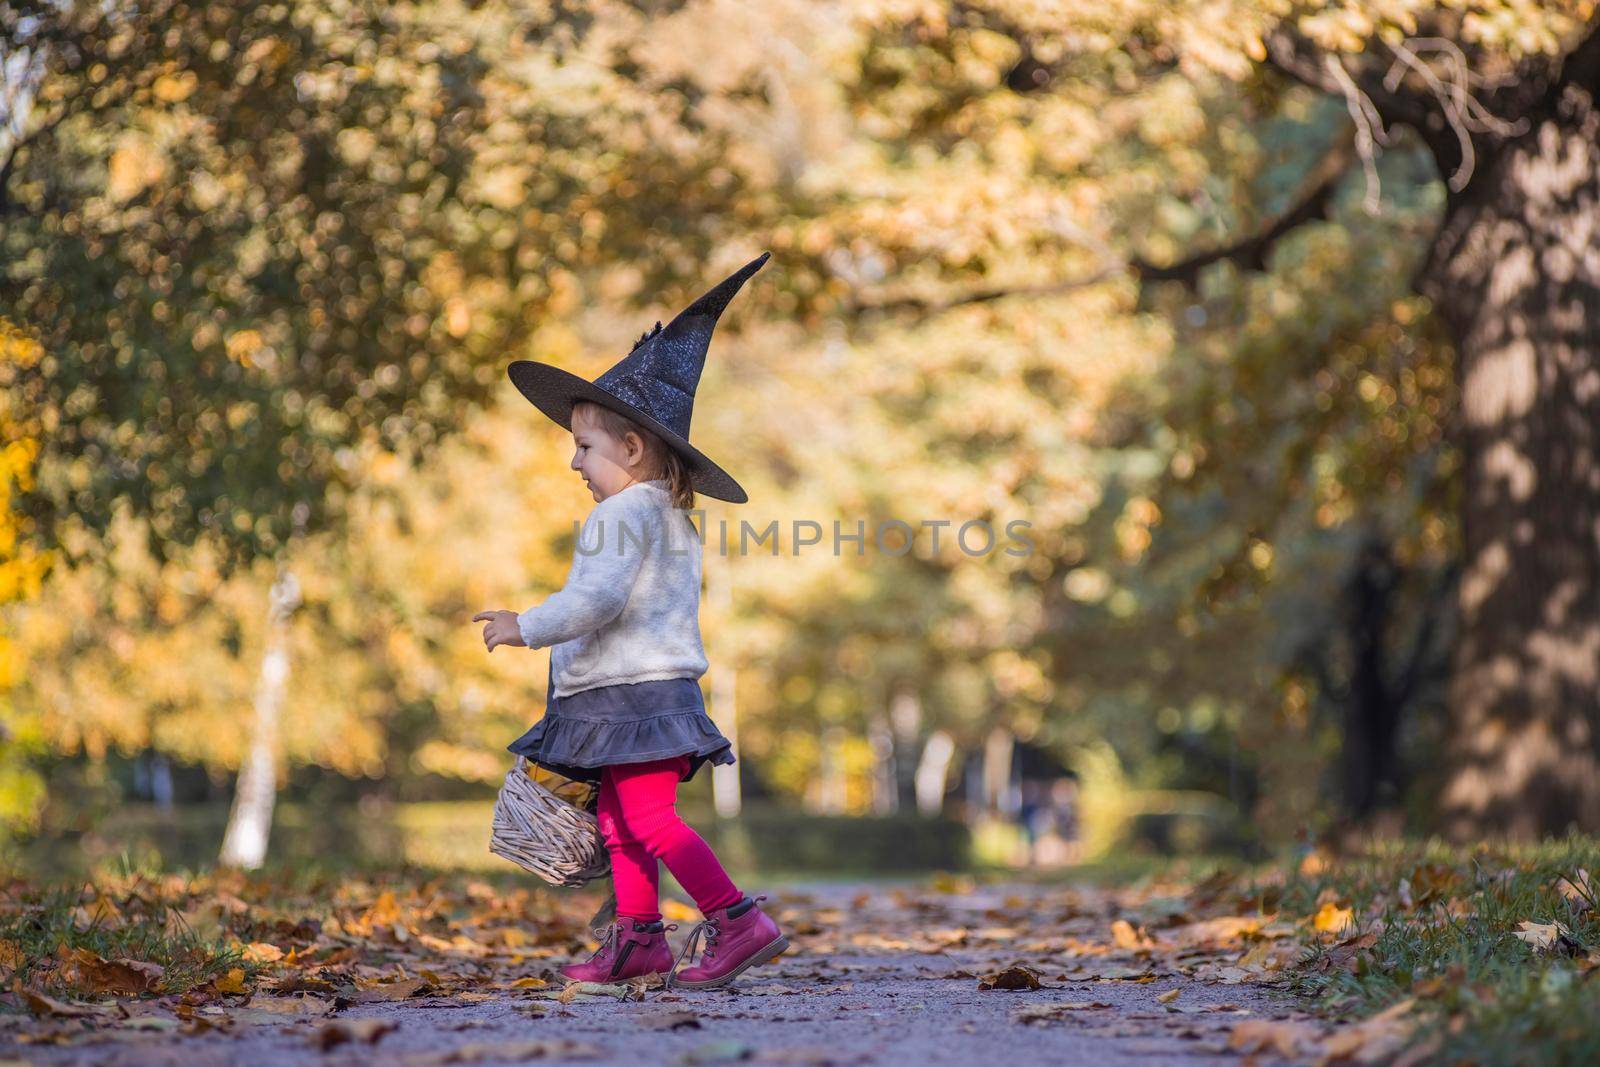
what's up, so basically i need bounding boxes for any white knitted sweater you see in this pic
[517,479,709,698]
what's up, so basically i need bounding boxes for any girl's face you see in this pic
[570,404,646,502]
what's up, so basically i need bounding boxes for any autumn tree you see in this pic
[1168,4,1597,837]
[812,1,1597,837]
[1,0,798,851]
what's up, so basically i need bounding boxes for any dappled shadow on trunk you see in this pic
[1425,36,1600,837]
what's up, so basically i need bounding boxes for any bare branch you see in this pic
[851,130,1358,313]
[1384,42,1475,191]
[1134,128,1355,287]
[848,263,1125,316]
[1265,27,1466,183]
[1323,53,1387,213]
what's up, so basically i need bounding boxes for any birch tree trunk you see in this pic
[704,527,742,818]
[868,711,897,814]
[914,730,956,815]
[219,568,301,869]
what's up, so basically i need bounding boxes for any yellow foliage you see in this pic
[0,319,51,834]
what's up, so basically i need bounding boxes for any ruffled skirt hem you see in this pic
[507,706,735,785]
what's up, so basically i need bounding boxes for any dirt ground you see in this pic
[4,880,1317,1066]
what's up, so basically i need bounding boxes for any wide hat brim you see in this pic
[507,360,749,504]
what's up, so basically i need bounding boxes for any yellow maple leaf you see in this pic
[214,968,249,994]
[1313,902,1354,934]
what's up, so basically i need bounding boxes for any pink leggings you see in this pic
[597,755,743,923]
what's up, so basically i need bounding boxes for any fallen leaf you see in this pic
[1014,1002,1112,1024]
[314,1018,398,1050]
[23,991,117,1018]
[355,977,432,1002]
[1156,988,1181,1004]
[240,994,335,1017]
[1514,919,1578,954]
[1320,932,1380,973]
[554,981,637,1003]
[1110,919,1145,950]
[1229,1019,1318,1057]
[70,896,126,931]
[1319,998,1417,1063]
[627,973,666,994]
[214,968,249,995]
[977,966,1042,990]
[1556,869,1594,913]
[637,1010,701,1031]
[366,890,402,926]
[242,942,285,964]
[271,975,341,996]
[498,928,532,949]
[1313,901,1355,935]
[57,947,165,995]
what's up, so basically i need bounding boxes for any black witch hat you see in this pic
[508,252,769,504]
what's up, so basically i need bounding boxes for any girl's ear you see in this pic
[625,431,647,465]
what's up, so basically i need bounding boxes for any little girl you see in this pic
[472,253,787,989]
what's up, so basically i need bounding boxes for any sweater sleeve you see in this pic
[515,491,654,650]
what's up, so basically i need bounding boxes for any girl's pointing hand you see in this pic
[473,610,526,652]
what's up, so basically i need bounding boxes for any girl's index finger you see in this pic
[472,611,493,623]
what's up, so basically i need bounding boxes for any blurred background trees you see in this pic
[2,0,1595,868]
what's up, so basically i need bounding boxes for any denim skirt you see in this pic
[507,665,734,785]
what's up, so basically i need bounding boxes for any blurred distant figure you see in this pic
[1017,774,1081,868]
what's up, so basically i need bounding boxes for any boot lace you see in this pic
[671,917,720,978]
[585,922,622,964]
[668,895,769,984]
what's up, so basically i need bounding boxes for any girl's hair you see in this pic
[573,400,697,511]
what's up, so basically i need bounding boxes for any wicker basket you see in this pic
[490,756,610,887]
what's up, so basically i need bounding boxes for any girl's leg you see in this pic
[597,765,663,923]
[606,756,743,915]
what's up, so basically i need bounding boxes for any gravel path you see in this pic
[5,881,1312,1066]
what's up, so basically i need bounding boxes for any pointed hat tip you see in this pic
[675,250,773,321]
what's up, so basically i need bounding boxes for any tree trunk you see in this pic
[888,686,922,810]
[1426,53,1600,837]
[704,541,742,818]
[982,727,1018,817]
[868,711,897,814]
[914,730,956,815]
[219,569,301,869]
[1342,536,1402,819]
[811,725,849,814]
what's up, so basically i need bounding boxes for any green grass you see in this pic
[0,875,243,1001]
[1273,836,1600,1066]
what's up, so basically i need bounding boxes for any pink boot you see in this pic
[559,918,676,983]
[670,895,789,989]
